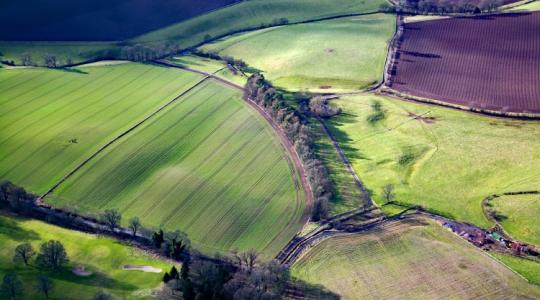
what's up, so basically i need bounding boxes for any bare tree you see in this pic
[240,249,258,273]
[128,217,141,237]
[20,53,33,66]
[43,54,57,68]
[100,209,122,232]
[13,243,35,266]
[1,273,23,300]
[382,184,395,204]
[35,275,53,299]
[36,240,69,271]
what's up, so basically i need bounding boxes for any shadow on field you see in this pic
[60,68,89,75]
[290,279,341,300]
[51,267,137,291]
[323,112,368,162]
[0,215,40,241]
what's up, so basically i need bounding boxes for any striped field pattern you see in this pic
[0,63,306,257]
[0,63,202,194]
[49,79,305,257]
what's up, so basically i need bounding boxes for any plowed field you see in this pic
[390,12,540,115]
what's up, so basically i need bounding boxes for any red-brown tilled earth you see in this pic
[389,12,540,114]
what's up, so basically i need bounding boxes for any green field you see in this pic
[200,14,395,93]
[292,218,540,299]
[48,79,305,258]
[493,253,540,286]
[133,0,387,47]
[0,63,202,194]
[0,213,169,299]
[507,0,540,11]
[167,55,249,86]
[326,94,540,227]
[491,194,540,246]
[0,42,118,67]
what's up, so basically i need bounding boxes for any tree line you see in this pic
[396,0,504,14]
[244,74,335,220]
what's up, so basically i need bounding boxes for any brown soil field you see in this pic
[389,12,540,115]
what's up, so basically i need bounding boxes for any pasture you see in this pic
[291,218,540,299]
[326,94,540,227]
[0,0,238,41]
[49,79,306,258]
[0,213,169,299]
[389,12,540,115]
[0,41,118,67]
[0,63,203,195]
[491,194,540,246]
[200,14,396,93]
[493,253,540,285]
[133,0,387,47]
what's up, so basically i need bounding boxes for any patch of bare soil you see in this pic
[123,265,162,273]
[324,48,335,53]
[319,85,333,89]
[73,265,93,277]
[407,112,437,124]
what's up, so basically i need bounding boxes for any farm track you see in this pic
[40,74,210,199]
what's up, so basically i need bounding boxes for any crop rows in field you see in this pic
[389,12,540,114]
[291,218,540,299]
[50,79,305,257]
[0,63,202,194]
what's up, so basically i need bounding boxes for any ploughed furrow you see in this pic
[48,78,305,257]
[0,64,204,194]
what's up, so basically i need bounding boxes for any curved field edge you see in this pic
[489,194,540,246]
[0,213,169,300]
[200,13,396,93]
[493,253,540,286]
[0,63,203,195]
[132,0,387,46]
[291,217,540,299]
[48,79,307,259]
[325,93,540,227]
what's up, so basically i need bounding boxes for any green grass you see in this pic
[0,213,169,300]
[291,218,540,299]
[49,79,306,258]
[200,14,395,93]
[133,0,387,47]
[493,254,540,286]
[167,55,249,86]
[491,194,540,246]
[507,0,540,11]
[326,94,540,227]
[0,42,118,67]
[0,63,202,195]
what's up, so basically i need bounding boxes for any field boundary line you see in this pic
[377,87,540,120]
[40,74,210,199]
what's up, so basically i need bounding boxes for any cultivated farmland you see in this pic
[491,194,540,246]
[326,94,540,227]
[291,218,540,299]
[0,214,169,299]
[0,63,202,194]
[388,12,540,115]
[49,79,306,258]
[201,14,396,93]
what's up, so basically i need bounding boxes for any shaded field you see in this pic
[200,14,396,93]
[491,194,540,246]
[133,0,386,47]
[0,213,169,299]
[291,218,540,299]
[0,41,118,66]
[493,253,540,286]
[0,63,202,195]
[49,79,306,258]
[327,94,540,227]
[0,0,238,41]
[389,12,540,115]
